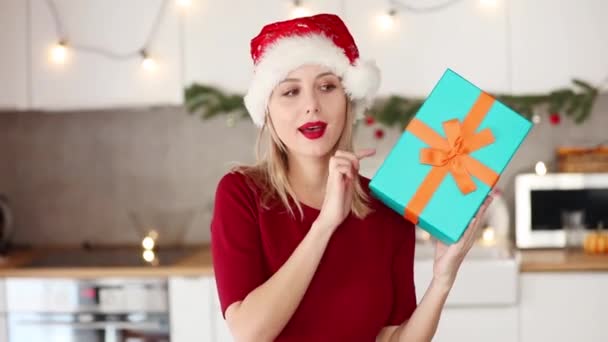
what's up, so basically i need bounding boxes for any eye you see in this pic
[282,88,299,97]
[320,83,337,92]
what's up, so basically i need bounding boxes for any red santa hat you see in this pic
[244,13,381,127]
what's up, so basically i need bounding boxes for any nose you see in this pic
[304,92,320,115]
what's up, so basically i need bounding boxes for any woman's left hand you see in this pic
[431,190,495,289]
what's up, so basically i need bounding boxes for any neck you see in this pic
[287,152,331,205]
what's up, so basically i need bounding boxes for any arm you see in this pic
[377,280,450,342]
[224,220,332,342]
[215,149,374,342]
[377,193,495,342]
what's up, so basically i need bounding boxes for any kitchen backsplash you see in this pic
[1,94,607,246]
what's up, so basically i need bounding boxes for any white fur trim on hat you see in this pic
[244,34,381,127]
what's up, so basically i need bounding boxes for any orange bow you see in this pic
[404,92,499,224]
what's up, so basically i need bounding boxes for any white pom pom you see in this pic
[342,59,381,107]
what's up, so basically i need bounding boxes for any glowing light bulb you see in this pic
[140,50,157,71]
[535,161,547,176]
[50,41,68,64]
[176,0,191,8]
[148,230,159,240]
[290,0,310,18]
[142,236,155,250]
[142,57,156,71]
[143,249,156,263]
[482,226,496,243]
[479,0,498,8]
[376,9,397,32]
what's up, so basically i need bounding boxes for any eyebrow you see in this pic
[280,72,337,84]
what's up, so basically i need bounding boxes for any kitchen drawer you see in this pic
[414,245,519,306]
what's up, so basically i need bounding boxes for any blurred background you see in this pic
[0,0,606,341]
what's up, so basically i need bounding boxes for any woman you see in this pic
[211,13,493,342]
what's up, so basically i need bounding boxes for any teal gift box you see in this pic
[369,68,532,244]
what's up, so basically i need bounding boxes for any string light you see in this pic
[481,226,496,245]
[290,0,311,19]
[142,236,155,250]
[176,0,191,8]
[388,0,464,13]
[535,161,547,176]
[142,249,156,263]
[377,8,398,32]
[140,49,157,71]
[50,40,68,64]
[44,0,169,66]
[141,230,158,264]
[479,0,499,8]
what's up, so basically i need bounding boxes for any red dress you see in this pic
[211,171,417,341]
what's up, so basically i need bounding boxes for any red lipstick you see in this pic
[298,121,327,140]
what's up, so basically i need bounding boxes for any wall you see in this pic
[0,93,607,246]
[0,0,607,246]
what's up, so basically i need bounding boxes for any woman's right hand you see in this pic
[315,148,376,232]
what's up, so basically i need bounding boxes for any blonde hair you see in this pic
[231,100,374,221]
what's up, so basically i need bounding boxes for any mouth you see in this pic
[298,121,327,140]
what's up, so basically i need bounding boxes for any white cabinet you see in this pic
[0,0,28,110]
[0,279,6,342]
[415,246,519,342]
[343,0,511,96]
[168,276,214,342]
[183,0,343,93]
[211,283,233,342]
[510,0,608,92]
[520,272,608,342]
[29,0,182,110]
[434,307,518,342]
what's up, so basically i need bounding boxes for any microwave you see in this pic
[515,173,608,248]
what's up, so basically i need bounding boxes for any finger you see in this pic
[330,156,355,171]
[335,164,354,180]
[335,150,360,171]
[462,215,483,245]
[354,148,376,160]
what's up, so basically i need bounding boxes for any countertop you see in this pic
[0,245,214,278]
[1,244,606,277]
[519,249,608,272]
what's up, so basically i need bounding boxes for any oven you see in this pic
[5,278,170,342]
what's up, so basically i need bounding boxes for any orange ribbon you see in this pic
[404,92,499,224]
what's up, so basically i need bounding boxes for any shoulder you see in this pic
[214,170,261,214]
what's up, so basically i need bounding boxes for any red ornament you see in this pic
[549,112,561,125]
[364,116,375,126]
[374,128,385,140]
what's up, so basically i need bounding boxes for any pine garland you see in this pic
[184,78,600,127]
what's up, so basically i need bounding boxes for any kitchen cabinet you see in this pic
[434,307,518,342]
[169,275,233,342]
[342,0,510,97]
[0,0,28,110]
[183,0,343,93]
[0,279,6,342]
[168,276,214,342]
[211,283,233,342]
[520,272,608,342]
[510,0,608,92]
[415,246,519,342]
[29,0,182,110]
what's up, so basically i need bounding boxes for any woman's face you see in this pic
[267,64,347,158]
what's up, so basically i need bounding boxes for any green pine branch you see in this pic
[184,78,600,127]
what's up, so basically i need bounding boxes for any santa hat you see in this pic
[244,13,381,127]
